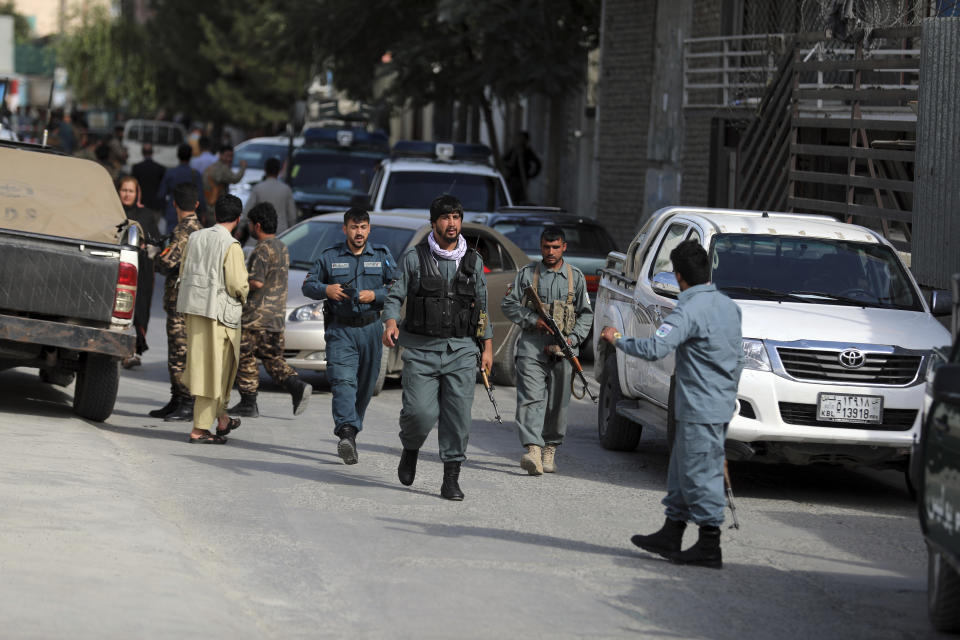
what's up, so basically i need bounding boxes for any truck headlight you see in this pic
[290,302,325,322]
[742,338,771,371]
[926,347,949,383]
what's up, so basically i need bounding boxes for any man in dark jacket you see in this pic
[157,143,207,232]
[132,143,166,213]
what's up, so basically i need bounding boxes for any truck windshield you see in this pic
[381,171,506,212]
[290,155,380,193]
[710,234,922,311]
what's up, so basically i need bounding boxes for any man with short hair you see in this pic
[383,195,493,500]
[203,145,246,215]
[178,194,250,444]
[157,143,206,232]
[501,225,593,475]
[132,142,166,213]
[190,135,217,174]
[243,156,297,235]
[229,202,312,418]
[601,240,744,568]
[302,208,396,464]
[150,182,204,421]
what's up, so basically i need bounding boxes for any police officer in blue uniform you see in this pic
[302,208,397,464]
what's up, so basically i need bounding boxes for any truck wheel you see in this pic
[372,349,389,396]
[492,329,519,388]
[928,544,960,631]
[598,354,641,451]
[72,354,119,422]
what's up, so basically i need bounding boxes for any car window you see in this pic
[234,143,288,170]
[463,232,514,273]
[382,171,505,212]
[126,124,141,142]
[688,229,702,244]
[290,154,380,194]
[280,221,415,270]
[648,223,689,278]
[491,222,615,258]
[710,234,923,310]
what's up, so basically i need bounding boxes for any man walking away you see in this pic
[132,142,166,214]
[178,194,250,444]
[157,143,207,234]
[601,240,743,568]
[501,226,593,475]
[150,182,204,420]
[302,208,396,464]
[243,156,297,235]
[383,195,493,500]
[229,202,311,418]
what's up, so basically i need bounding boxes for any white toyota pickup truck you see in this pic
[592,206,952,478]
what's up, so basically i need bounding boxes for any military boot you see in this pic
[149,388,179,418]
[630,518,687,557]
[520,444,543,476]
[440,461,464,501]
[398,448,419,486]
[283,376,312,416]
[227,392,259,418]
[666,526,722,569]
[337,426,359,465]
[542,444,558,473]
[163,395,195,422]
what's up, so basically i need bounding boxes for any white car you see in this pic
[593,206,953,477]
[368,141,512,217]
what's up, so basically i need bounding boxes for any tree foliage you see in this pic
[57,4,157,114]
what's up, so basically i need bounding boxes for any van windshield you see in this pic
[710,234,922,311]
[381,171,506,212]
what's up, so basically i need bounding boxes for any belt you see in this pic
[330,313,380,328]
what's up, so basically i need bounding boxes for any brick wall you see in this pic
[595,0,657,248]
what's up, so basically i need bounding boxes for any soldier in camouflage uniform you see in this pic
[149,182,205,421]
[228,202,311,418]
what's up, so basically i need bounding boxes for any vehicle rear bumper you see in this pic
[0,313,134,359]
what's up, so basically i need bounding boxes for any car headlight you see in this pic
[742,338,771,371]
[290,302,325,322]
[926,346,949,383]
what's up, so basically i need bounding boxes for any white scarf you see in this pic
[427,231,467,268]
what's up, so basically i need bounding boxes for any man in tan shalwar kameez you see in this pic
[177,194,250,443]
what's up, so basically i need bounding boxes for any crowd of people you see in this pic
[126,181,742,569]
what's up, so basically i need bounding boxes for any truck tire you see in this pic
[598,353,641,451]
[492,329,520,388]
[72,354,119,422]
[372,349,389,396]
[928,544,960,632]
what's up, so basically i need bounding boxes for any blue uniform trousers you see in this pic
[515,355,573,447]
[326,320,383,436]
[398,345,475,462]
[663,421,727,527]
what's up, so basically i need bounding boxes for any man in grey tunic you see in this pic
[601,240,743,568]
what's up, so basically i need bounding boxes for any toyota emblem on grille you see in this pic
[838,348,866,369]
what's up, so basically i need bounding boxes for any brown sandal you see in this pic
[188,432,228,444]
[215,417,241,437]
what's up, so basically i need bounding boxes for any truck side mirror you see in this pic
[651,271,679,297]
[930,289,953,316]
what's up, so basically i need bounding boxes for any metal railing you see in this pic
[683,34,787,109]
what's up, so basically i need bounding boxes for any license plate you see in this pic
[817,393,883,424]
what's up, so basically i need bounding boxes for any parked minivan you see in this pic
[122,119,187,170]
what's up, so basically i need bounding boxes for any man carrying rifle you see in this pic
[501,226,593,476]
[600,240,743,569]
[383,195,493,500]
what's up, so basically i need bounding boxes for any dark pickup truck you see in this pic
[0,142,140,421]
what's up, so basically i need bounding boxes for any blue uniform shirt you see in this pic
[302,241,397,318]
[615,283,744,424]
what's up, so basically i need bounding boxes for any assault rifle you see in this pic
[523,285,597,403]
[475,338,502,423]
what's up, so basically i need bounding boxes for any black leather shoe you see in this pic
[284,376,312,416]
[440,461,464,501]
[163,396,195,422]
[666,526,722,569]
[337,426,358,465]
[148,395,178,418]
[227,393,259,418]
[398,448,419,486]
[630,517,687,557]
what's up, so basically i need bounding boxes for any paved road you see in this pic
[0,279,945,638]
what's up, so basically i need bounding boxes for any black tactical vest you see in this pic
[404,241,482,338]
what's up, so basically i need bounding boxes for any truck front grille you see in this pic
[776,348,922,385]
[778,402,917,431]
